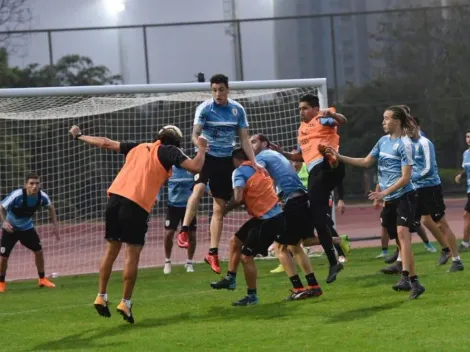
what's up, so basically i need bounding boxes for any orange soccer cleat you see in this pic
[38,278,56,288]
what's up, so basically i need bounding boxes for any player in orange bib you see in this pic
[273,94,348,284]
[69,125,207,324]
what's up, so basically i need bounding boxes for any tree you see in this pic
[0,0,32,54]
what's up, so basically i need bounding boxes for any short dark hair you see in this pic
[25,173,39,182]
[232,148,248,161]
[255,133,271,147]
[299,94,319,108]
[210,74,229,88]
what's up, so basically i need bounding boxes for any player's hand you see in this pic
[52,226,60,241]
[197,136,209,153]
[269,143,283,153]
[373,199,381,210]
[69,125,81,138]
[2,221,13,233]
[455,174,461,184]
[368,191,385,201]
[253,162,269,176]
[337,199,346,214]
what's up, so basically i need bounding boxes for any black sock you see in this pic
[227,271,236,279]
[181,226,189,233]
[305,273,319,287]
[402,270,409,277]
[289,275,304,289]
[38,272,45,279]
[381,247,388,251]
[442,247,450,253]
[247,288,257,296]
[423,240,429,244]
[410,275,418,283]
[0,274,5,282]
[209,248,218,256]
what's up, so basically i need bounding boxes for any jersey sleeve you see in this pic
[232,168,247,188]
[237,105,249,129]
[40,192,52,207]
[119,141,140,155]
[369,139,381,159]
[1,190,21,210]
[255,154,267,168]
[399,139,414,166]
[194,102,208,126]
[157,145,189,171]
[319,117,337,127]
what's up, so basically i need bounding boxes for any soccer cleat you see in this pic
[376,251,388,259]
[458,243,470,252]
[448,260,464,272]
[232,294,258,306]
[380,261,402,275]
[204,253,221,274]
[318,144,339,168]
[163,261,172,274]
[424,242,437,253]
[285,288,308,301]
[326,262,344,284]
[176,230,189,249]
[438,250,451,266]
[94,296,111,318]
[0,282,6,293]
[185,263,194,273]
[339,234,350,254]
[270,264,285,273]
[306,285,323,298]
[210,276,236,290]
[409,282,425,300]
[117,301,134,324]
[38,278,55,288]
[392,276,411,292]
[384,250,399,264]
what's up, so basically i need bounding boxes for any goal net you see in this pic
[0,79,328,281]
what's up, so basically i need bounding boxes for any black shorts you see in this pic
[235,213,285,257]
[165,206,197,231]
[308,161,345,207]
[277,193,312,245]
[105,194,150,246]
[0,228,42,257]
[194,154,234,201]
[465,193,470,212]
[416,185,446,223]
[380,191,418,240]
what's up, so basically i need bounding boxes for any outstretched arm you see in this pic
[47,204,60,241]
[180,136,208,173]
[270,144,304,162]
[338,154,376,168]
[239,128,257,164]
[69,125,120,152]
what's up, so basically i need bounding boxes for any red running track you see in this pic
[5,198,467,281]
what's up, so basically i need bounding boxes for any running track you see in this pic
[6,198,467,281]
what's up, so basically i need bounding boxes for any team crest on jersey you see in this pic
[165,220,170,227]
[0,247,5,254]
[232,108,238,116]
[393,143,399,151]
[194,174,199,181]
[415,144,420,152]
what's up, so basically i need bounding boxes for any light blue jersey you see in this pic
[1,189,51,231]
[194,98,248,157]
[411,136,441,189]
[463,149,470,193]
[232,166,282,219]
[167,166,194,208]
[369,135,415,201]
[256,149,306,201]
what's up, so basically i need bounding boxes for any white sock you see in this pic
[452,256,461,262]
[98,293,108,301]
[187,260,192,265]
[397,254,402,262]
[165,258,171,263]
[122,299,132,309]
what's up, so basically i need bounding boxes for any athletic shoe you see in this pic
[340,234,350,254]
[424,242,437,253]
[38,278,55,288]
[232,294,258,306]
[458,242,470,251]
[338,255,347,263]
[185,263,194,273]
[376,251,388,259]
[326,262,344,284]
[270,264,285,273]
[306,285,323,298]
[163,261,172,274]
[285,288,308,301]
[0,282,6,293]
[392,277,411,292]
[409,282,425,299]
[318,144,339,168]
[448,260,464,272]
[210,276,236,290]
[176,230,189,249]
[204,253,221,274]
[380,261,402,275]
[117,301,134,324]
[94,295,111,318]
[438,250,450,266]
[384,250,399,264]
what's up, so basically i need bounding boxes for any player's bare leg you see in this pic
[163,229,175,274]
[416,225,437,252]
[177,183,205,248]
[232,254,259,306]
[210,235,241,290]
[94,240,121,318]
[0,256,8,292]
[377,227,390,258]
[34,250,55,288]
[185,230,197,272]
[461,211,470,250]
[204,197,226,274]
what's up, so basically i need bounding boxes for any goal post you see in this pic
[0,78,330,281]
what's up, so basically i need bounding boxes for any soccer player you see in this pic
[455,129,470,250]
[327,105,425,299]
[0,173,59,292]
[163,165,197,274]
[407,119,463,272]
[176,74,263,275]
[69,124,207,324]
[272,94,347,283]
[210,148,285,306]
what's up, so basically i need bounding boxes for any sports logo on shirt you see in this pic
[232,108,238,116]
[194,174,200,181]
[165,220,170,227]
[0,247,5,254]
[393,143,399,151]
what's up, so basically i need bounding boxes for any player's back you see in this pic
[167,166,194,207]
[412,136,440,188]
[463,149,470,193]
[256,149,306,200]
